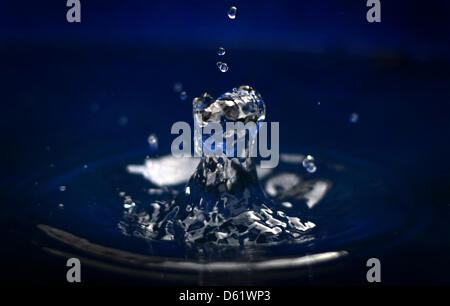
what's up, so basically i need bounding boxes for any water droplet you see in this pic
[119,191,125,197]
[173,82,183,93]
[302,155,317,173]
[59,185,66,192]
[147,134,158,149]
[83,164,88,169]
[349,112,359,123]
[317,101,321,106]
[180,91,188,101]
[281,202,293,208]
[216,61,229,72]
[58,203,64,209]
[217,47,226,56]
[123,196,135,209]
[228,6,237,19]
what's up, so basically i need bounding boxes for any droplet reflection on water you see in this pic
[121,85,317,249]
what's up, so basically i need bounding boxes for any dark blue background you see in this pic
[1,0,450,285]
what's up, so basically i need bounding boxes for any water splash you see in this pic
[120,86,315,248]
[147,134,158,150]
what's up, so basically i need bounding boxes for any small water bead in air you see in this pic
[350,112,359,123]
[147,133,158,150]
[173,82,183,93]
[217,47,225,56]
[302,155,317,173]
[180,91,188,101]
[59,185,66,192]
[57,203,64,209]
[216,61,229,72]
[228,6,237,19]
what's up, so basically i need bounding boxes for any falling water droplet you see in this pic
[59,185,66,192]
[180,91,188,101]
[228,6,238,19]
[83,164,88,169]
[349,112,359,123]
[317,101,321,106]
[216,61,229,72]
[217,47,226,56]
[173,82,183,92]
[302,155,317,173]
[147,134,158,150]
[58,203,64,209]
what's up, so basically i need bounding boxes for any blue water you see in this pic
[2,1,450,285]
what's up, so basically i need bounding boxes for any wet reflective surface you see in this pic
[10,145,424,284]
